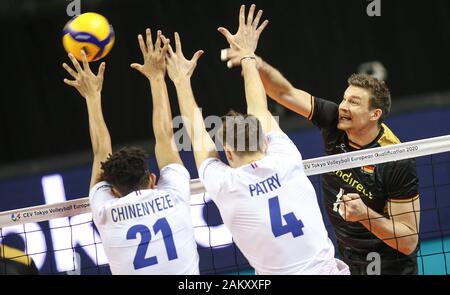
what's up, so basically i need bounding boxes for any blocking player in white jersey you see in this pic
[62,30,199,275]
[164,4,349,274]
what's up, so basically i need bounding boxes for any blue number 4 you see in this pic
[269,196,304,238]
[126,217,178,270]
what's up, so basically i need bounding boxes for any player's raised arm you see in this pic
[165,33,219,169]
[218,4,280,133]
[220,10,313,120]
[62,51,111,188]
[131,29,182,170]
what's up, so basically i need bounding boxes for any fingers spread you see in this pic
[247,4,256,26]
[252,9,263,29]
[167,44,175,57]
[160,34,170,45]
[146,28,153,52]
[81,50,91,72]
[138,34,147,56]
[155,30,162,50]
[174,32,183,55]
[217,27,232,39]
[192,50,204,64]
[62,63,77,79]
[68,53,82,73]
[160,35,170,55]
[130,63,141,69]
[239,4,245,28]
[256,19,269,35]
[63,78,78,87]
[217,27,239,48]
[97,62,106,79]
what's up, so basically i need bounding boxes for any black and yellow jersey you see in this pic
[310,97,419,274]
[0,244,39,275]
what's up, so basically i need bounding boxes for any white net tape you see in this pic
[1,134,449,228]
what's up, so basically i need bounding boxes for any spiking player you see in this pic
[62,30,199,274]
[164,4,349,274]
[221,8,421,275]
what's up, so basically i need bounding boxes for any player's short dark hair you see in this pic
[100,146,150,196]
[348,73,391,125]
[217,110,265,155]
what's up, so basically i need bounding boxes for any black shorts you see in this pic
[337,244,418,275]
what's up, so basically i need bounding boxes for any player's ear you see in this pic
[111,187,122,198]
[262,137,269,153]
[224,146,234,163]
[148,173,157,189]
[371,108,382,122]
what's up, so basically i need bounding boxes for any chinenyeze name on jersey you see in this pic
[111,194,174,222]
[248,173,282,197]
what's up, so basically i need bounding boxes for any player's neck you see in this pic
[346,124,381,148]
[237,152,265,167]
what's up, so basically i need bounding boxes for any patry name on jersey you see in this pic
[249,173,281,197]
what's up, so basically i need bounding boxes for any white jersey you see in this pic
[199,131,344,275]
[89,163,199,275]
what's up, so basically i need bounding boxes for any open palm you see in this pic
[165,32,204,84]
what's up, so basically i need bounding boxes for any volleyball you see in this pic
[62,12,115,62]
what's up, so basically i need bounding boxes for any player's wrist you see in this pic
[240,54,257,63]
[148,74,165,82]
[172,76,191,87]
[241,55,257,68]
[85,92,101,101]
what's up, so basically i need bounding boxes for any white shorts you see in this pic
[321,258,350,275]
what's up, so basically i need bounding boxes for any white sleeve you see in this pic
[198,158,231,201]
[157,163,191,204]
[89,181,115,224]
[265,131,303,162]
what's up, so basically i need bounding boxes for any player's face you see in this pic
[338,86,376,133]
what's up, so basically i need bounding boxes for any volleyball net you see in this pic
[1,135,450,275]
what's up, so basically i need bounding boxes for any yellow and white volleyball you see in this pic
[62,12,115,62]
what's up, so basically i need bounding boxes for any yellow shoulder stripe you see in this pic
[378,123,401,146]
[0,244,33,266]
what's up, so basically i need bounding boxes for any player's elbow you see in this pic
[398,234,419,255]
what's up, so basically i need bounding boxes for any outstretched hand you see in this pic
[131,29,170,80]
[62,51,105,99]
[218,4,268,68]
[165,32,204,84]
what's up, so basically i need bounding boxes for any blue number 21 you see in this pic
[126,218,178,270]
[269,196,304,238]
